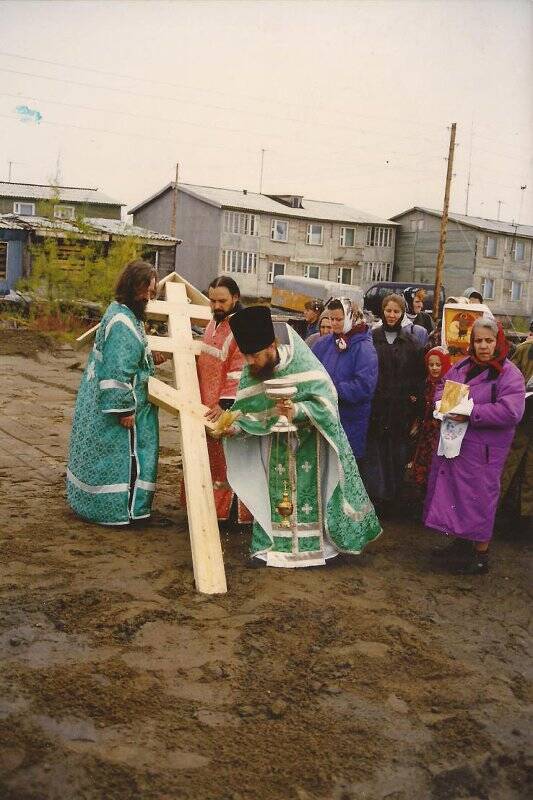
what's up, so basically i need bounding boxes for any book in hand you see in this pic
[439,380,470,415]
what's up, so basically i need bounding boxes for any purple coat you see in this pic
[423,358,525,542]
[312,328,378,458]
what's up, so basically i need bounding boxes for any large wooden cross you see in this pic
[145,275,227,595]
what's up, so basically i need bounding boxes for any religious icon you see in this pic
[441,303,485,363]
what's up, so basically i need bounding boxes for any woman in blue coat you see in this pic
[313,298,378,460]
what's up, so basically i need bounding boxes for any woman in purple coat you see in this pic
[312,298,378,460]
[424,319,525,574]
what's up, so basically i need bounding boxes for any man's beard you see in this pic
[213,309,229,322]
[249,353,278,380]
[130,298,148,320]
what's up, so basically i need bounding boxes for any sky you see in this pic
[1,0,532,225]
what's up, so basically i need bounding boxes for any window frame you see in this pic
[366,226,392,248]
[337,266,353,285]
[306,223,324,246]
[484,235,497,258]
[0,241,8,279]
[223,210,259,236]
[511,239,525,262]
[303,264,321,280]
[268,261,286,284]
[339,226,356,247]
[270,218,289,242]
[54,205,76,221]
[222,249,257,275]
[481,276,495,300]
[510,280,523,302]
[13,201,35,216]
[362,262,393,283]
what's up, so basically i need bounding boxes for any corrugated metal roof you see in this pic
[0,216,24,230]
[0,182,123,206]
[85,217,180,243]
[392,206,533,239]
[129,181,397,226]
[0,213,179,244]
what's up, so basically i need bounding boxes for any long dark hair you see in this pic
[115,260,157,309]
[208,275,241,297]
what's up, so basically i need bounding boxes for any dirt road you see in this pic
[0,332,531,800]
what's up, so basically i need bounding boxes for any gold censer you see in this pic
[276,481,293,528]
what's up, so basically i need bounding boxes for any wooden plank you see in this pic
[146,336,203,356]
[163,280,226,595]
[148,377,216,430]
[146,299,211,323]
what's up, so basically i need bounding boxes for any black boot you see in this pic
[457,550,490,575]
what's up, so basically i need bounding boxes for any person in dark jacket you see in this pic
[312,298,378,460]
[358,293,425,510]
[404,287,434,336]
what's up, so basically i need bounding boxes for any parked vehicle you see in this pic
[363,282,445,318]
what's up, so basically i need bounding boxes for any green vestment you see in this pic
[224,325,381,567]
[67,302,159,525]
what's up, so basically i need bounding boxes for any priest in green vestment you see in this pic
[223,306,381,568]
[67,260,160,526]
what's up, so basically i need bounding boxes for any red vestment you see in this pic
[188,317,251,522]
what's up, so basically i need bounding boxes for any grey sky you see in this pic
[1,0,532,224]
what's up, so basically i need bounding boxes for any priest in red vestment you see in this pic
[195,276,252,524]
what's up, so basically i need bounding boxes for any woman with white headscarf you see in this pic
[312,298,378,460]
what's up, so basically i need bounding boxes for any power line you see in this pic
[0,48,453,136]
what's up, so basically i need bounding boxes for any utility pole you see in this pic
[433,123,457,321]
[465,119,473,215]
[259,149,265,194]
[170,162,179,238]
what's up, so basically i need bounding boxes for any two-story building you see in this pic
[391,206,533,323]
[0,181,123,221]
[129,182,398,298]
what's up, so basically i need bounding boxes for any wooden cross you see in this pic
[145,276,227,595]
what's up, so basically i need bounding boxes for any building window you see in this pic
[0,242,7,279]
[485,236,497,258]
[340,226,356,247]
[362,262,393,282]
[366,226,392,247]
[271,218,288,242]
[337,267,353,284]
[481,277,494,300]
[222,249,257,274]
[511,239,525,261]
[304,265,321,280]
[54,205,75,221]
[510,280,523,302]
[268,262,285,284]
[223,210,258,236]
[13,201,35,216]
[306,224,323,246]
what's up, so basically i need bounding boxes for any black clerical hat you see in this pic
[229,306,275,354]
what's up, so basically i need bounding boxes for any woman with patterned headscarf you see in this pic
[404,286,434,335]
[408,346,452,490]
[424,319,525,574]
[312,298,378,460]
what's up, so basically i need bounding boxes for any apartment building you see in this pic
[129,183,398,297]
[392,206,532,322]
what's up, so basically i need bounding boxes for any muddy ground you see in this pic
[0,330,531,800]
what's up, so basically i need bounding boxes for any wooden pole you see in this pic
[170,162,179,238]
[433,123,457,321]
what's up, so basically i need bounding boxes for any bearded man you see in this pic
[67,260,160,525]
[195,276,251,524]
[222,306,381,568]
